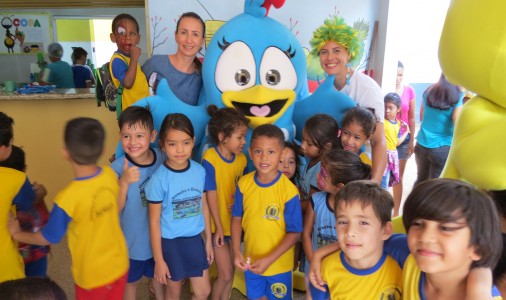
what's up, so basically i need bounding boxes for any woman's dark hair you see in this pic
[403,178,502,269]
[303,114,340,153]
[176,12,205,74]
[424,73,461,110]
[207,104,249,145]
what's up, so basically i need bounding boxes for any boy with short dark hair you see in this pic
[231,124,303,299]
[109,13,149,111]
[71,47,94,88]
[110,106,164,299]
[8,117,129,300]
[310,180,404,300]
[0,112,35,282]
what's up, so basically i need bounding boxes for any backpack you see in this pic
[95,57,126,118]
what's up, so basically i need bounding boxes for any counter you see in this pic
[0,88,95,100]
[1,89,119,207]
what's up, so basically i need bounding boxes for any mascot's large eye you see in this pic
[259,47,297,90]
[215,41,256,92]
[235,69,251,86]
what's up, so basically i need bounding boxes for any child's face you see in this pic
[120,122,157,164]
[316,164,339,194]
[407,218,480,277]
[175,17,204,58]
[278,146,296,179]
[336,200,392,269]
[384,102,400,121]
[160,129,194,170]
[111,19,140,55]
[300,130,320,159]
[249,136,283,180]
[340,122,369,155]
[221,125,248,155]
[0,138,13,161]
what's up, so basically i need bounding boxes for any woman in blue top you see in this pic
[414,73,463,185]
[141,12,204,105]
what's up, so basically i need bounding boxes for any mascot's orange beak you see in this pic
[222,85,295,128]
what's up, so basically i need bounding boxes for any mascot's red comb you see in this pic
[262,0,285,15]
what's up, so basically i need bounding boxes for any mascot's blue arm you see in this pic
[293,75,357,141]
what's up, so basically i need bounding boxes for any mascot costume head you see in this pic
[202,0,309,142]
[439,0,506,190]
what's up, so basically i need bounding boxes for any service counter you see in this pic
[1,88,120,207]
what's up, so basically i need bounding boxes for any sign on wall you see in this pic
[1,12,53,54]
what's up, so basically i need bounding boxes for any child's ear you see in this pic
[62,148,71,162]
[110,33,116,43]
[150,130,158,143]
[323,142,332,151]
[381,221,393,240]
[218,132,226,143]
[469,248,482,262]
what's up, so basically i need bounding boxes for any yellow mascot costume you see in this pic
[439,0,506,190]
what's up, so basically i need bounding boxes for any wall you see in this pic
[0,7,147,84]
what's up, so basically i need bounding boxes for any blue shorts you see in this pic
[212,234,231,247]
[128,258,155,283]
[396,132,411,160]
[245,270,292,300]
[162,234,209,282]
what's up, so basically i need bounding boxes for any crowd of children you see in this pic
[1,11,505,300]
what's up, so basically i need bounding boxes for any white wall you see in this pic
[0,7,147,85]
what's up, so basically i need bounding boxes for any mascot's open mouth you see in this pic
[232,99,287,118]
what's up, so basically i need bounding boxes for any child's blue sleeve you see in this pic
[384,233,410,268]
[13,177,35,211]
[284,195,303,233]
[111,57,128,85]
[310,282,330,300]
[202,160,216,191]
[110,154,126,178]
[231,187,243,217]
[41,204,71,244]
[145,172,163,204]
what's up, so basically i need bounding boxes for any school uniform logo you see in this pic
[271,282,287,298]
[379,285,402,300]
[264,203,281,221]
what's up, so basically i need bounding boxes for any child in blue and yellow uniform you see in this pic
[109,13,149,111]
[202,105,249,300]
[0,112,35,283]
[402,178,502,300]
[8,117,129,299]
[232,124,303,299]
[110,106,164,300]
[147,113,213,300]
[310,180,404,300]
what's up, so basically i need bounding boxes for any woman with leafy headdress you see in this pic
[310,16,387,184]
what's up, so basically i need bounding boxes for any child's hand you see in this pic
[206,239,214,265]
[249,257,271,275]
[130,44,141,60]
[154,260,171,285]
[308,255,327,292]
[120,157,140,185]
[466,267,494,300]
[234,252,249,271]
[7,212,22,237]
[214,227,225,248]
[32,182,47,204]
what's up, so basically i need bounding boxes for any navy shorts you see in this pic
[397,132,411,160]
[245,270,292,299]
[127,258,155,283]
[162,234,209,282]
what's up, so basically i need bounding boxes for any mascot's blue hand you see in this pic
[114,78,209,159]
[244,0,266,17]
[293,75,357,141]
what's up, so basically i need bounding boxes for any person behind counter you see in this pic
[39,43,75,89]
[71,47,95,88]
